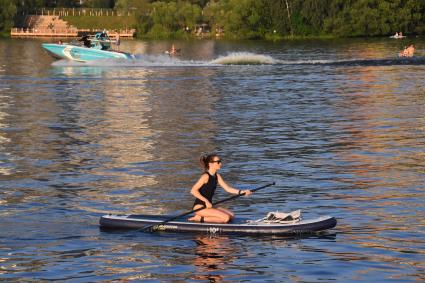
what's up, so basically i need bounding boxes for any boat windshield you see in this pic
[93,32,111,50]
[78,32,114,50]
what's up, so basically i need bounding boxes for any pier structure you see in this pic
[11,12,135,38]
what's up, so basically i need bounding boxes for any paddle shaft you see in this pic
[139,182,275,232]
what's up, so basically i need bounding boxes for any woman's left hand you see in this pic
[241,190,252,196]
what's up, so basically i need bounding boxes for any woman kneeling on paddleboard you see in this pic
[188,153,252,223]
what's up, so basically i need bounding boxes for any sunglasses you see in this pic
[211,160,222,164]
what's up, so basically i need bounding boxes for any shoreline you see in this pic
[5,28,419,41]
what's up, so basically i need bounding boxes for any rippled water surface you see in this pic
[1,38,424,282]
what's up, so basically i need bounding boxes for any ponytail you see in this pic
[200,153,218,171]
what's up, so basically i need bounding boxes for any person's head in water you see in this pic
[200,153,222,171]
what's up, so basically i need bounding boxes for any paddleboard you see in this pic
[99,214,337,235]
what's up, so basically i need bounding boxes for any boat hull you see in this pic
[99,214,337,235]
[42,43,134,62]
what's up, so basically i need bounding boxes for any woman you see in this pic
[188,153,252,223]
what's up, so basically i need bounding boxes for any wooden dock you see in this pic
[11,27,135,38]
[11,15,135,38]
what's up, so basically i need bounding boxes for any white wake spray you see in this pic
[210,52,276,65]
[51,52,278,67]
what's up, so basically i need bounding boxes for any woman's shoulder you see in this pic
[200,172,210,180]
[202,172,219,180]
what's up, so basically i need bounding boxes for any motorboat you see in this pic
[42,32,135,62]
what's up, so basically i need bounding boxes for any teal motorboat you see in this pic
[42,32,134,62]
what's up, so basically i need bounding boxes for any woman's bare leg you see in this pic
[188,206,231,223]
[216,207,234,220]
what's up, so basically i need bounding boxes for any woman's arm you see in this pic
[217,174,252,196]
[190,174,213,208]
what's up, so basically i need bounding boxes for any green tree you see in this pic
[203,0,270,39]
[228,0,269,38]
[83,0,114,8]
[16,0,47,13]
[56,0,78,7]
[115,0,151,13]
[136,14,153,35]
[141,1,202,37]
[400,0,425,34]
[290,0,330,35]
[189,0,208,8]
[324,0,425,37]
[176,1,202,29]
[151,1,179,31]
[105,0,425,38]
[0,0,17,34]
[266,0,294,36]
[203,0,228,29]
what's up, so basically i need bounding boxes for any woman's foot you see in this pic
[188,215,202,222]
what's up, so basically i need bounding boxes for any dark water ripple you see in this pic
[0,38,424,282]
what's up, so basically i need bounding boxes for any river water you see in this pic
[0,37,424,282]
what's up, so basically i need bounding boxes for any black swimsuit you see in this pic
[193,172,217,208]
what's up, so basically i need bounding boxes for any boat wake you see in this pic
[210,52,276,65]
[276,57,425,66]
[52,52,275,67]
[51,52,425,68]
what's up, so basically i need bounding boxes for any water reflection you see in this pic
[1,37,425,282]
[0,89,13,176]
[327,61,425,281]
[191,235,235,282]
[51,65,105,77]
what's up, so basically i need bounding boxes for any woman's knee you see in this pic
[199,208,231,223]
[212,210,231,223]
[217,211,232,223]
[217,207,234,218]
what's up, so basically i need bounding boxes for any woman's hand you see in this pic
[205,201,213,209]
[240,190,252,196]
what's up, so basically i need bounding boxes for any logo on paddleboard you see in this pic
[154,224,178,231]
[207,227,220,234]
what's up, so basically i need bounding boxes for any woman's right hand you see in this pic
[205,201,213,209]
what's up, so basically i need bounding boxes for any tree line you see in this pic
[1,0,424,38]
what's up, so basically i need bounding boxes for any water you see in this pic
[0,37,424,282]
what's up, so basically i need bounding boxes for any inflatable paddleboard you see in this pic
[100,214,337,235]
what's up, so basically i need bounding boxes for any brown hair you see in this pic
[200,153,219,171]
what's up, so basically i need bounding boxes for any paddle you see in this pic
[139,182,276,232]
